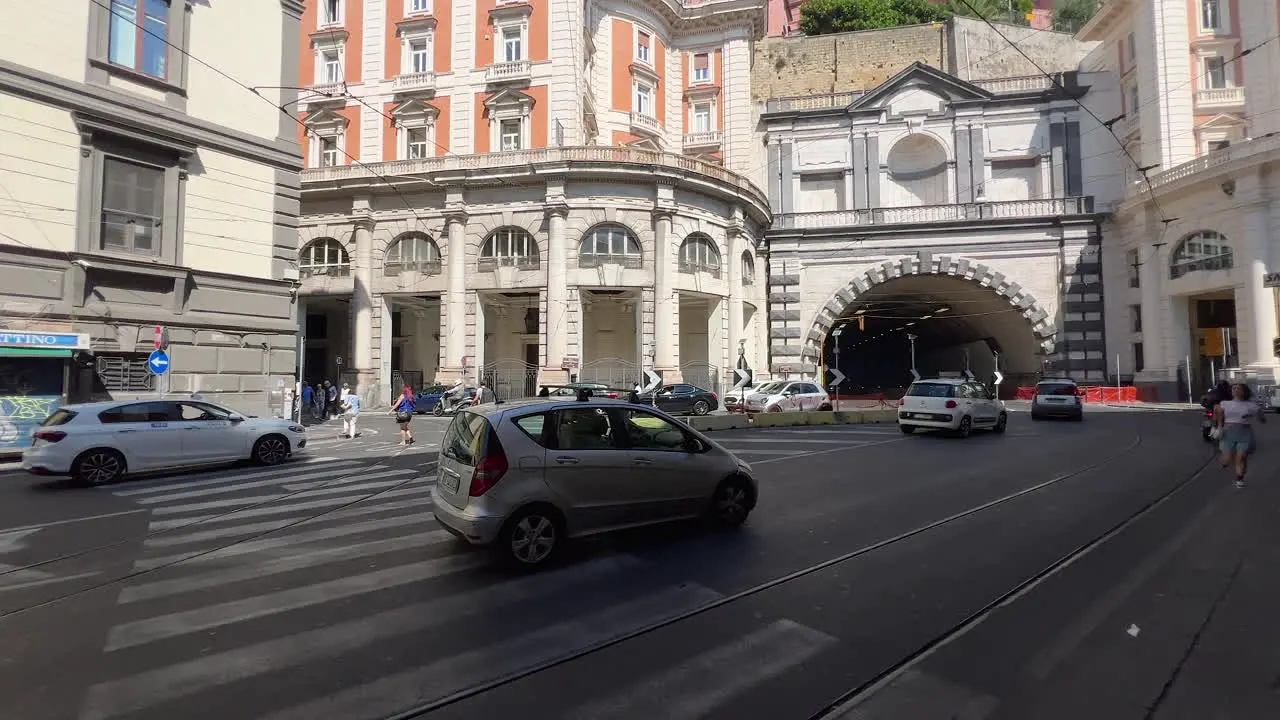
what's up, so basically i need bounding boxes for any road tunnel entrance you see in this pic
[820,273,1051,397]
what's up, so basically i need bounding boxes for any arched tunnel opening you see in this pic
[822,274,1044,399]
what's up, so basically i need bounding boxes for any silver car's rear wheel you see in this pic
[71,449,125,487]
[502,507,562,567]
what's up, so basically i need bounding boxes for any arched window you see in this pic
[741,251,755,286]
[678,233,721,278]
[384,232,441,276]
[579,224,642,268]
[480,227,539,271]
[298,238,350,278]
[1170,230,1233,279]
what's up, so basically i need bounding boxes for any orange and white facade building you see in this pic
[294,0,770,405]
[1081,0,1280,399]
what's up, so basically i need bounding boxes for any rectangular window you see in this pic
[108,0,169,79]
[1124,32,1135,65]
[1201,0,1220,31]
[502,26,522,62]
[1130,304,1143,333]
[321,0,341,26]
[635,83,653,117]
[406,127,429,159]
[692,102,712,132]
[409,38,430,73]
[500,119,522,151]
[637,31,651,64]
[321,50,341,83]
[1126,248,1141,288]
[1133,343,1145,373]
[408,0,430,14]
[1126,84,1139,115]
[1208,139,1231,152]
[692,53,710,83]
[100,157,164,256]
[1204,56,1227,89]
[319,136,339,167]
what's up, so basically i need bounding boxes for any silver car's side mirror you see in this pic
[228,414,245,423]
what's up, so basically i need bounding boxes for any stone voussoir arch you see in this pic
[801,251,1057,364]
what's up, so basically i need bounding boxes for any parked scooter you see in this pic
[1201,408,1216,442]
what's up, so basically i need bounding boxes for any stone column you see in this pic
[437,209,468,383]
[350,212,376,401]
[1242,204,1277,369]
[726,227,744,385]
[652,208,679,379]
[542,203,571,385]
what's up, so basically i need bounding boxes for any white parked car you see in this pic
[22,399,308,486]
[897,378,1008,437]
[741,380,832,413]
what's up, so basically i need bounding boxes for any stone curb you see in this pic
[687,409,897,432]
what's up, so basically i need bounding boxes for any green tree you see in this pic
[799,0,949,37]
[946,0,1035,24]
[1053,0,1100,32]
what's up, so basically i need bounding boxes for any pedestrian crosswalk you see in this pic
[60,450,849,720]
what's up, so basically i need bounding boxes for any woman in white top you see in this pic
[1214,383,1265,488]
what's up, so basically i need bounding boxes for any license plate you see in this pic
[438,469,460,494]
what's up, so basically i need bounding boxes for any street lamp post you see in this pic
[831,327,843,412]
[906,333,918,381]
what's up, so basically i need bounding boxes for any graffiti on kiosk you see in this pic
[0,395,60,449]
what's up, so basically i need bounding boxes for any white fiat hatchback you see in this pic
[897,378,1008,437]
[22,399,308,486]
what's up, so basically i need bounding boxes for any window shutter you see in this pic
[638,32,650,49]
[693,53,708,71]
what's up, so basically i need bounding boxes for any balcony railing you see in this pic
[630,112,662,134]
[299,264,352,279]
[764,74,1065,113]
[305,81,345,99]
[772,197,1095,230]
[478,255,540,272]
[578,253,644,269]
[301,146,768,206]
[1134,133,1280,195]
[393,71,436,92]
[1115,111,1140,139]
[486,60,531,83]
[682,130,722,149]
[1195,86,1245,108]
[383,259,442,277]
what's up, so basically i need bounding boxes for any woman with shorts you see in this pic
[391,385,416,445]
[1214,383,1264,488]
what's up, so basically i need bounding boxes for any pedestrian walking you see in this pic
[302,383,314,420]
[1214,382,1265,488]
[391,385,416,445]
[339,384,361,438]
[326,381,338,419]
[476,380,496,405]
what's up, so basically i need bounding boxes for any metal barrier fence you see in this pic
[578,358,639,389]
[679,362,719,394]
[481,359,539,401]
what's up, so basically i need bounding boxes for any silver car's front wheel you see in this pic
[710,477,753,527]
[503,508,561,566]
[253,435,289,466]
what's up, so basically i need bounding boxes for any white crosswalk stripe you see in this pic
[70,438,841,720]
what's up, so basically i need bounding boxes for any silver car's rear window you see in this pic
[1037,383,1078,396]
[40,409,77,426]
[441,411,490,467]
[906,382,957,398]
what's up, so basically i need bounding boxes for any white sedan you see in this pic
[22,399,308,486]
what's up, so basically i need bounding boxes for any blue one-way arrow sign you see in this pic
[147,349,170,375]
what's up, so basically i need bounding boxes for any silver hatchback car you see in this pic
[430,396,758,567]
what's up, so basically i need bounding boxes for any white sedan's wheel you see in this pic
[252,435,289,466]
[71,449,125,486]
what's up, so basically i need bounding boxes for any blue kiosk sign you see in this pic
[0,332,91,350]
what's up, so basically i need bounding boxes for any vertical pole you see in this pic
[834,343,840,413]
[295,332,306,423]
[1116,354,1121,393]
[1186,355,1193,402]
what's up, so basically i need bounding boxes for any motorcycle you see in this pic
[432,394,474,417]
[1201,408,1216,442]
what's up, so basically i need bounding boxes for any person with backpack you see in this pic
[391,385,416,445]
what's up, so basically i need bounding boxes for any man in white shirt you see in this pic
[340,384,362,438]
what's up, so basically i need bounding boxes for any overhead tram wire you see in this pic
[84,0,436,229]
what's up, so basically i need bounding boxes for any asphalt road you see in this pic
[0,405,1218,720]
